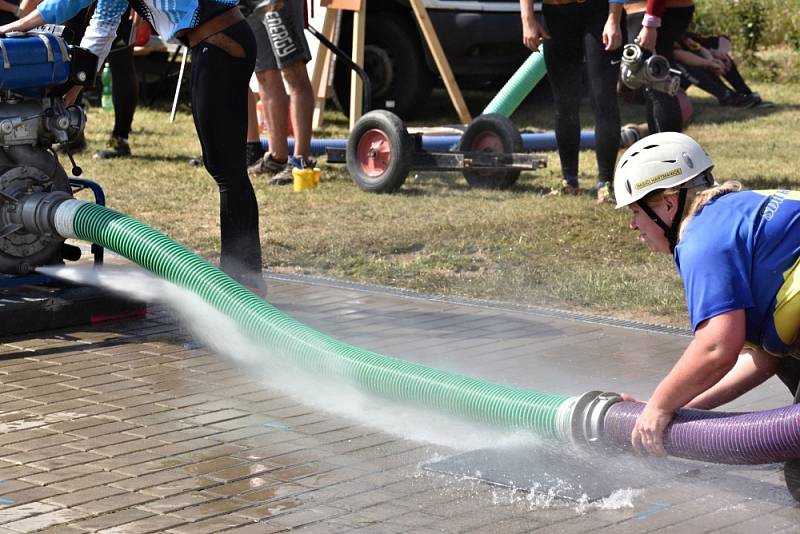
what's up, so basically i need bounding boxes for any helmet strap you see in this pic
[637,188,688,253]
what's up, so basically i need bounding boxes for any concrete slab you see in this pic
[0,272,796,533]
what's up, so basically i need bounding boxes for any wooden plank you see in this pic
[321,0,362,10]
[348,0,366,130]
[408,0,472,125]
[310,8,338,129]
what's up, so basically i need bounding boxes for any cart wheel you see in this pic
[458,114,523,189]
[346,110,412,193]
[786,459,800,503]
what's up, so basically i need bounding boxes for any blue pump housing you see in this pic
[0,34,70,91]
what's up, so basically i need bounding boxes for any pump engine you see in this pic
[0,27,97,274]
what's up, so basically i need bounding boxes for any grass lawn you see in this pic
[73,79,800,329]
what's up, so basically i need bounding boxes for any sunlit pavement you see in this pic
[0,272,798,533]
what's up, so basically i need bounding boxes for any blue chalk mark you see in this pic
[0,498,14,505]
[264,422,289,431]
[637,502,671,520]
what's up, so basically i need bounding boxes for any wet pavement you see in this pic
[0,271,798,533]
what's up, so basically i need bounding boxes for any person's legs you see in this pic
[245,90,265,166]
[190,19,264,290]
[542,4,586,191]
[584,10,621,189]
[256,68,290,162]
[95,44,138,159]
[281,61,313,160]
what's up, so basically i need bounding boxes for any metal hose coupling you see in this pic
[620,43,681,96]
[556,390,622,446]
[0,185,72,239]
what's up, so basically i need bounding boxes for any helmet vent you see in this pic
[643,145,658,149]
[620,160,628,168]
[661,159,676,163]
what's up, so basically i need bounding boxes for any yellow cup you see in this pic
[292,167,318,192]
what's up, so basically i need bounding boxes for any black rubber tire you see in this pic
[346,110,412,194]
[0,147,71,274]
[458,114,523,189]
[786,459,800,503]
[333,13,434,121]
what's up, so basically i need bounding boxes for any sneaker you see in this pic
[545,179,580,197]
[595,181,613,205]
[245,142,265,167]
[730,93,760,109]
[248,153,287,177]
[270,155,316,186]
[93,136,131,159]
[749,92,775,108]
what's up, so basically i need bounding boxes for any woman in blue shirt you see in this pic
[613,132,800,461]
[1,0,266,294]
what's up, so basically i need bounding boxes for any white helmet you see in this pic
[614,132,714,209]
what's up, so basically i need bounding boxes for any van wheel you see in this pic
[333,14,433,121]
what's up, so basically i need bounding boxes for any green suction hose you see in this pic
[482,47,546,117]
[53,199,573,438]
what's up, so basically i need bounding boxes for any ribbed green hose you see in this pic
[482,47,546,117]
[64,201,571,437]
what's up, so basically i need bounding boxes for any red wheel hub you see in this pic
[357,129,392,177]
[471,131,503,153]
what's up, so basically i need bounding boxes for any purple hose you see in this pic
[603,401,800,464]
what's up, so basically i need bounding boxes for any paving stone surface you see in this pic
[0,272,797,533]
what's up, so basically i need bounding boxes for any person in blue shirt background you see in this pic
[612,132,800,472]
[1,0,267,295]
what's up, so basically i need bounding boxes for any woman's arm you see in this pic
[603,2,624,51]
[520,0,549,51]
[686,346,778,409]
[631,309,746,456]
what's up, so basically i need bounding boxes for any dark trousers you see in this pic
[190,19,263,286]
[108,16,138,139]
[626,6,694,133]
[543,0,621,183]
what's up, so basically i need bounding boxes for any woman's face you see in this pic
[627,199,676,254]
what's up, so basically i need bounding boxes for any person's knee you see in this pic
[281,62,312,93]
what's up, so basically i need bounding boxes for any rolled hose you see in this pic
[482,47,547,117]
[49,198,800,465]
[603,401,800,465]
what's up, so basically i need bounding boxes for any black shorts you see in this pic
[777,355,800,403]
[246,1,311,72]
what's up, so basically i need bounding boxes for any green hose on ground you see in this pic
[56,200,573,438]
[482,46,547,117]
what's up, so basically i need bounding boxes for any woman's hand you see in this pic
[603,18,622,51]
[631,402,673,456]
[636,26,657,51]
[522,16,549,51]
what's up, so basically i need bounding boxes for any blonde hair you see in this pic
[641,178,743,240]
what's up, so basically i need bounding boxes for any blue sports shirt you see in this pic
[38,0,237,67]
[675,190,800,356]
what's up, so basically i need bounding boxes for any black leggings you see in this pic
[190,19,263,285]
[543,0,621,183]
[626,6,694,133]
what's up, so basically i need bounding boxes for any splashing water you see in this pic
[40,264,646,510]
